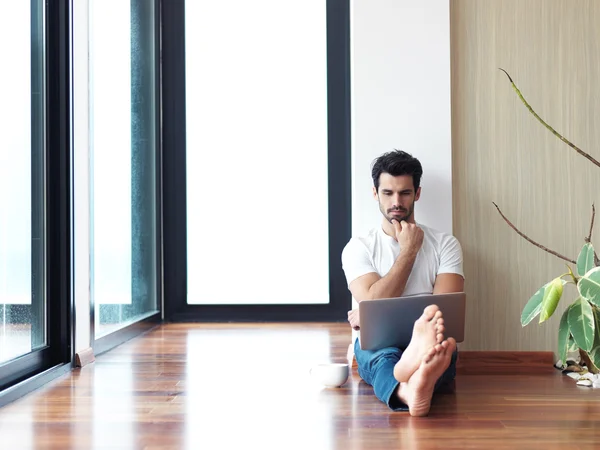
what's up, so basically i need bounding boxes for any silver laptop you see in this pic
[358,292,466,351]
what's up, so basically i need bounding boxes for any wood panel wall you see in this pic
[451,0,600,352]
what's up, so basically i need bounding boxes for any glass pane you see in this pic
[185,0,330,305]
[0,1,46,363]
[90,0,158,338]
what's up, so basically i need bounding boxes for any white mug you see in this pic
[309,363,349,388]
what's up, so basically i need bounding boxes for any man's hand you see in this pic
[392,220,424,255]
[347,309,360,330]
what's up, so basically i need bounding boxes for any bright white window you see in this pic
[0,2,31,307]
[185,0,330,305]
[90,0,132,307]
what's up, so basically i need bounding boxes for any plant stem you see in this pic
[565,264,579,284]
[499,69,600,169]
[492,202,576,264]
[559,272,577,285]
[586,204,600,266]
[579,348,599,374]
[586,203,596,243]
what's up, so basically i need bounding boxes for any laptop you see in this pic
[358,292,466,351]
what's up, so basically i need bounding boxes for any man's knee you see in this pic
[356,344,402,372]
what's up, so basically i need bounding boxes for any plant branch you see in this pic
[585,203,600,266]
[586,203,595,243]
[499,68,600,169]
[493,202,576,264]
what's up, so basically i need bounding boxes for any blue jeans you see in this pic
[354,338,458,411]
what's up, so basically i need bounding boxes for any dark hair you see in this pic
[371,150,423,192]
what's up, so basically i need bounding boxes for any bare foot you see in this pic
[397,337,457,417]
[393,305,445,383]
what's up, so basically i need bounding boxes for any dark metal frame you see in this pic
[90,0,163,356]
[0,0,74,406]
[161,0,352,322]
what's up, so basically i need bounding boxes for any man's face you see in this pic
[373,173,421,223]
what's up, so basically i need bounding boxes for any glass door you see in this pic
[89,0,160,343]
[0,0,45,367]
[160,0,351,321]
[0,0,72,399]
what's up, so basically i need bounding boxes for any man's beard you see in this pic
[380,203,414,224]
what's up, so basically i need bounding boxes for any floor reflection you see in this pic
[184,326,336,449]
[1,323,593,449]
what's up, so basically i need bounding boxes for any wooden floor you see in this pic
[1,323,600,449]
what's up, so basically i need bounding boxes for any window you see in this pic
[89,0,160,343]
[185,0,330,305]
[0,0,72,400]
[162,0,351,320]
[0,1,43,365]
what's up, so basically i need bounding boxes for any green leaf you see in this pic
[587,308,600,372]
[521,279,568,326]
[568,334,578,352]
[521,285,547,326]
[539,278,564,323]
[567,297,595,352]
[577,266,600,307]
[577,243,596,277]
[557,306,571,365]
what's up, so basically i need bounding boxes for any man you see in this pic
[341,150,464,417]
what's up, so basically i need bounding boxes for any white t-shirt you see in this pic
[341,222,464,343]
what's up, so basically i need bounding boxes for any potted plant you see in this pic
[493,69,600,382]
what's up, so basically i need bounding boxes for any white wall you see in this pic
[351,0,452,237]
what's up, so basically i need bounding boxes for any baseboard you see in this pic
[456,351,555,375]
[75,347,96,368]
[348,346,555,375]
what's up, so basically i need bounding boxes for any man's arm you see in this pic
[432,234,465,294]
[348,220,423,302]
[348,248,418,301]
[432,273,464,294]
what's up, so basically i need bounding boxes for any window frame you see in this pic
[161,0,352,322]
[0,0,74,407]
[89,0,163,356]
